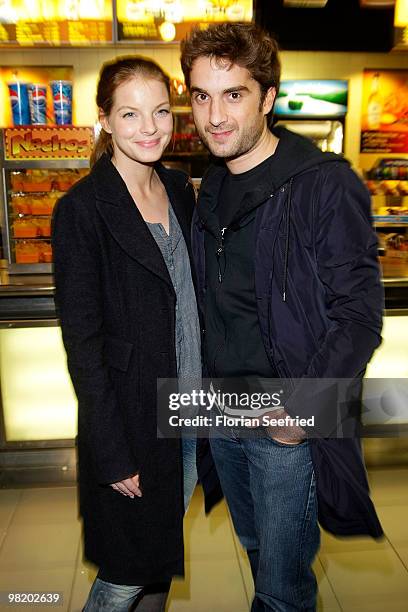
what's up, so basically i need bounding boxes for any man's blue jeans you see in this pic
[210,430,320,612]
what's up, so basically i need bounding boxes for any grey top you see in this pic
[146,203,201,394]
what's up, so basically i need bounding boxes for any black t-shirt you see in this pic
[203,154,278,386]
[218,155,274,229]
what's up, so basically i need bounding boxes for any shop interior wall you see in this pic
[1,45,407,171]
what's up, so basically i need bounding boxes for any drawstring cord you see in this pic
[282,178,293,302]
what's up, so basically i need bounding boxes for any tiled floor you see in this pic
[0,468,408,611]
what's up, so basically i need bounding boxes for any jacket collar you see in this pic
[197,161,276,236]
[90,154,190,288]
[196,127,346,234]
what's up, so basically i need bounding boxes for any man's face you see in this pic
[189,56,275,160]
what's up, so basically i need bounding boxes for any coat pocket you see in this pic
[104,335,134,372]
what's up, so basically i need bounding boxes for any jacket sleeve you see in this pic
[304,162,383,379]
[284,164,384,435]
[52,192,138,485]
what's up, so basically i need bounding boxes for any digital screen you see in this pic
[275,80,348,117]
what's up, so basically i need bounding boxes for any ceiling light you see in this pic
[159,21,176,42]
[360,0,395,6]
[283,1,328,7]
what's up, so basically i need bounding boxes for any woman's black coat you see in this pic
[52,153,196,585]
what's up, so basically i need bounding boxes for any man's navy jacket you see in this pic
[193,127,384,539]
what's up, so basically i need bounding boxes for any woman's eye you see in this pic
[156,109,170,117]
[123,112,136,118]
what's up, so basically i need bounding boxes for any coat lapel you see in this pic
[155,163,192,254]
[91,154,173,288]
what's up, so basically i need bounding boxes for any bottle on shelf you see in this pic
[366,72,383,131]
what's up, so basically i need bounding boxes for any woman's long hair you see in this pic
[91,56,171,167]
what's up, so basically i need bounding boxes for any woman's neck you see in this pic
[111,153,156,195]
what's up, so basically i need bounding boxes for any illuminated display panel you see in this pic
[0,0,113,46]
[116,0,253,42]
[275,80,348,117]
[0,326,77,441]
[363,315,408,427]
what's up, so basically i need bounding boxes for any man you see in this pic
[181,22,384,611]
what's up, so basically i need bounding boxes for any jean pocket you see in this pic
[267,436,307,448]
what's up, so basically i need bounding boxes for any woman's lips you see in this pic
[135,139,161,148]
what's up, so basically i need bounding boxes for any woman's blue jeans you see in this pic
[83,579,143,611]
[182,435,198,510]
[210,429,320,612]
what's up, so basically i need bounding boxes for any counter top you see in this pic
[0,274,407,299]
[0,275,54,297]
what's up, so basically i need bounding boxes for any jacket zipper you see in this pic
[212,226,228,374]
[216,227,227,283]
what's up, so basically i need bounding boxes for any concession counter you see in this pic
[0,127,407,484]
[0,275,407,485]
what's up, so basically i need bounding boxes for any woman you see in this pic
[52,56,200,611]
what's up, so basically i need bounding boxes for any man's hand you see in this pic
[254,408,306,445]
[110,473,142,498]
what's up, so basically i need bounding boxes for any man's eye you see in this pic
[194,93,208,103]
[229,92,241,100]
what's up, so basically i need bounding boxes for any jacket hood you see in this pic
[269,125,347,190]
[197,126,352,302]
[197,127,349,232]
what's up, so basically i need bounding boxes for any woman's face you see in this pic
[100,75,173,166]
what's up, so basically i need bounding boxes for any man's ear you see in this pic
[262,87,276,116]
[99,111,112,134]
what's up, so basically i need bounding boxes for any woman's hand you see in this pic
[110,473,142,498]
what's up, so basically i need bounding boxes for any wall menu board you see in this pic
[0,0,253,45]
[0,0,113,45]
[360,69,408,154]
[116,0,253,42]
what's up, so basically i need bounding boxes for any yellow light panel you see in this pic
[395,0,408,26]
[0,326,77,441]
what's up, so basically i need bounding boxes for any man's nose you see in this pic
[209,98,227,127]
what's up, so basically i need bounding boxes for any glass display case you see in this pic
[163,107,210,178]
[364,158,408,281]
[163,79,210,178]
[0,126,93,273]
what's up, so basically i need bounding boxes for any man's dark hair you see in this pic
[180,22,281,126]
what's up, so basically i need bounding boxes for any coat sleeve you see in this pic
[284,163,384,435]
[52,191,138,485]
[303,162,383,379]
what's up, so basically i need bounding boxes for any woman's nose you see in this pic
[140,115,157,135]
